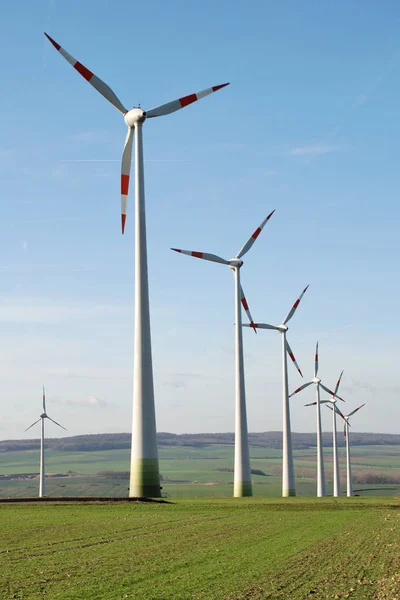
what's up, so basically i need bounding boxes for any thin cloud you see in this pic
[163,380,187,389]
[289,144,340,157]
[54,395,109,408]
[60,159,190,163]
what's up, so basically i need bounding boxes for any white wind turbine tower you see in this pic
[45,33,229,498]
[171,211,275,497]
[289,343,344,497]
[331,403,366,497]
[24,387,66,498]
[243,285,309,497]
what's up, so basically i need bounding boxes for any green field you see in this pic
[1,443,400,498]
[1,497,399,599]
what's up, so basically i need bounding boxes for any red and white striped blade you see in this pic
[282,285,309,325]
[334,405,346,420]
[320,383,344,402]
[304,401,317,406]
[333,369,344,397]
[235,210,275,259]
[240,286,256,333]
[347,403,366,418]
[145,83,229,118]
[44,33,127,115]
[171,248,229,265]
[243,322,279,330]
[121,127,134,234]
[285,339,303,377]
[314,341,319,377]
[289,380,313,398]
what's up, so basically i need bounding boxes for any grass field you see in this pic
[1,497,399,599]
[1,443,400,498]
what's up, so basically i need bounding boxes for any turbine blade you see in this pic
[334,405,346,420]
[47,416,67,431]
[320,383,344,402]
[289,381,313,398]
[24,418,41,432]
[304,401,317,406]
[282,285,309,325]
[333,370,344,397]
[146,83,229,118]
[171,248,229,265]
[240,286,256,333]
[235,210,275,259]
[121,127,134,234]
[243,323,279,330]
[42,385,46,413]
[314,341,319,377]
[347,403,366,418]
[285,339,303,377]
[44,33,127,115]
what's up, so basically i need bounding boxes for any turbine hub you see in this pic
[124,108,146,127]
[40,413,46,418]
[313,377,321,384]
[228,258,243,269]
[278,324,288,332]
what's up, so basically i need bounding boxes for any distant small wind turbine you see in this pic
[24,387,66,498]
[243,285,309,497]
[316,370,344,497]
[290,343,343,497]
[330,403,366,497]
[171,211,275,497]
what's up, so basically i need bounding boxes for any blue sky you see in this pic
[1,0,399,440]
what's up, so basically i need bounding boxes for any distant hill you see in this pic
[1,431,399,453]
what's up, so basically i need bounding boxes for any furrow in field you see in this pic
[232,508,400,600]
[2,512,236,562]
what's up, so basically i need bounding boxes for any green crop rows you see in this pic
[1,497,399,599]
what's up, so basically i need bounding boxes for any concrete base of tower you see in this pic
[233,481,253,497]
[282,488,296,497]
[129,458,161,498]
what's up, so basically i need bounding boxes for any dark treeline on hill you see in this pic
[1,431,400,453]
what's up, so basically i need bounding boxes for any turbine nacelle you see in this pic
[228,258,244,269]
[40,413,47,418]
[124,108,146,127]
[277,324,288,332]
[313,377,321,384]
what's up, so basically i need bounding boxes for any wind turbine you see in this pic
[289,343,343,497]
[24,387,66,498]
[331,403,366,497]
[312,370,344,497]
[45,33,229,498]
[243,285,309,497]
[171,211,275,497]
